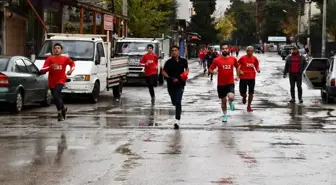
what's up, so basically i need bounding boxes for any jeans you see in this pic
[51,84,65,111]
[145,74,158,97]
[289,73,302,100]
[168,87,184,120]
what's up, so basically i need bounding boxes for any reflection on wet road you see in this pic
[1,53,336,184]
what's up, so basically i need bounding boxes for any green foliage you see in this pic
[224,0,257,45]
[190,0,218,44]
[104,0,177,37]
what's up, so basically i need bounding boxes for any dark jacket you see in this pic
[205,53,217,66]
[284,54,307,75]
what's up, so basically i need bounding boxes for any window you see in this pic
[0,58,9,71]
[38,40,94,60]
[307,59,328,71]
[14,59,28,73]
[23,59,39,74]
[97,43,105,57]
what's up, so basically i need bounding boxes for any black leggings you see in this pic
[51,84,64,111]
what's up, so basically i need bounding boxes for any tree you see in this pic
[104,0,177,37]
[224,0,257,45]
[190,0,218,44]
[216,13,236,41]
[261,0,297,40]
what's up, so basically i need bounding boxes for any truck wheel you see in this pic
[41,88,52,107]
[90,81,100,103]
[11,90,23,113]
[158,73,164,85]
[113,80,123,98]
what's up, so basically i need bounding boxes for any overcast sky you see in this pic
[216,0,231,14]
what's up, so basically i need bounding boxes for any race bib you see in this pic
[54,65,62,70]
[222,65,231,70]
[246,63,254,68]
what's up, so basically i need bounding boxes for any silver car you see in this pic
[303,57,336,103]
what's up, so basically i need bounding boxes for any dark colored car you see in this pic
[0,56,52,113]
[281,45,294,60]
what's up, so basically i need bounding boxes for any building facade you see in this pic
[1,0,127,57]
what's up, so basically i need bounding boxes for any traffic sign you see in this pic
[104,14,113,31]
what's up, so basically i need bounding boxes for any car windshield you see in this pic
[116,42,157,55]
[38,40,94,60]
[0,58,9,71]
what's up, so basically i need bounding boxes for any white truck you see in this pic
[34,33,129,103]
[114,36,171,85]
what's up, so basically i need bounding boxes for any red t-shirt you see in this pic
[238,55,260,79]
[140,53,158,76]
[40,56,75,88]
[291,54,300,73]
[210,56,239,86]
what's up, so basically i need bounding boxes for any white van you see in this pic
[34,33,129,103]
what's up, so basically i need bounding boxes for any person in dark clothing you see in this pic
[206,49,217,81]
[162,46,189,129]
[283,46,307,103]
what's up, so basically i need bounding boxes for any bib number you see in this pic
[222,65,231,70]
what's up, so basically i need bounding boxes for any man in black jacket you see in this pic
[283,46,308,103]
[162,46,189,129]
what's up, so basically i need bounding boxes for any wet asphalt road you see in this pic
[1,53,336,185]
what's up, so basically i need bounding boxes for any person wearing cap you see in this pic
[162,45,189,129]
[283,45,307,103]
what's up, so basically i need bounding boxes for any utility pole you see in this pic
[321,0,327,57]
[297,5,301,44]
[111,0,115,13]
[307,0,312,55]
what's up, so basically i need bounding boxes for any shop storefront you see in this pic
[1,0,128,57]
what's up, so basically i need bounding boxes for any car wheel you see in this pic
[90,81,100,103]
[41,88,52,106]
[11,91,23,113]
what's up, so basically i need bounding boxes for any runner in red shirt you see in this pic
[238,46,260,112]
[40,43,75,121]
[140,44,159,105]
[209,44,239,122]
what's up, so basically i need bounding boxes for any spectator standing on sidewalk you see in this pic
[283,45,307,103]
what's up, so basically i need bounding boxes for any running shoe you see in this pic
[222,115,228,122]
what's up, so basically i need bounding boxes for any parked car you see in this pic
[281,45,293,60]
[302,57,336,103]
[278,44,285,55]
[0,56,52,113]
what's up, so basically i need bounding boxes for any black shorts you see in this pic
[239,79,255,95]
[145,74,158,87]
[217,84,235,99]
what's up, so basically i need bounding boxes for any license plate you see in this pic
[128,73,139,77]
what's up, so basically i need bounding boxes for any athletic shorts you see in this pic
[239,79,255,95]
[217,84,235,99]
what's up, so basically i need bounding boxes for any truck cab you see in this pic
[115,38,170,85]
[34,33,128,103]
[303,57,336,103]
